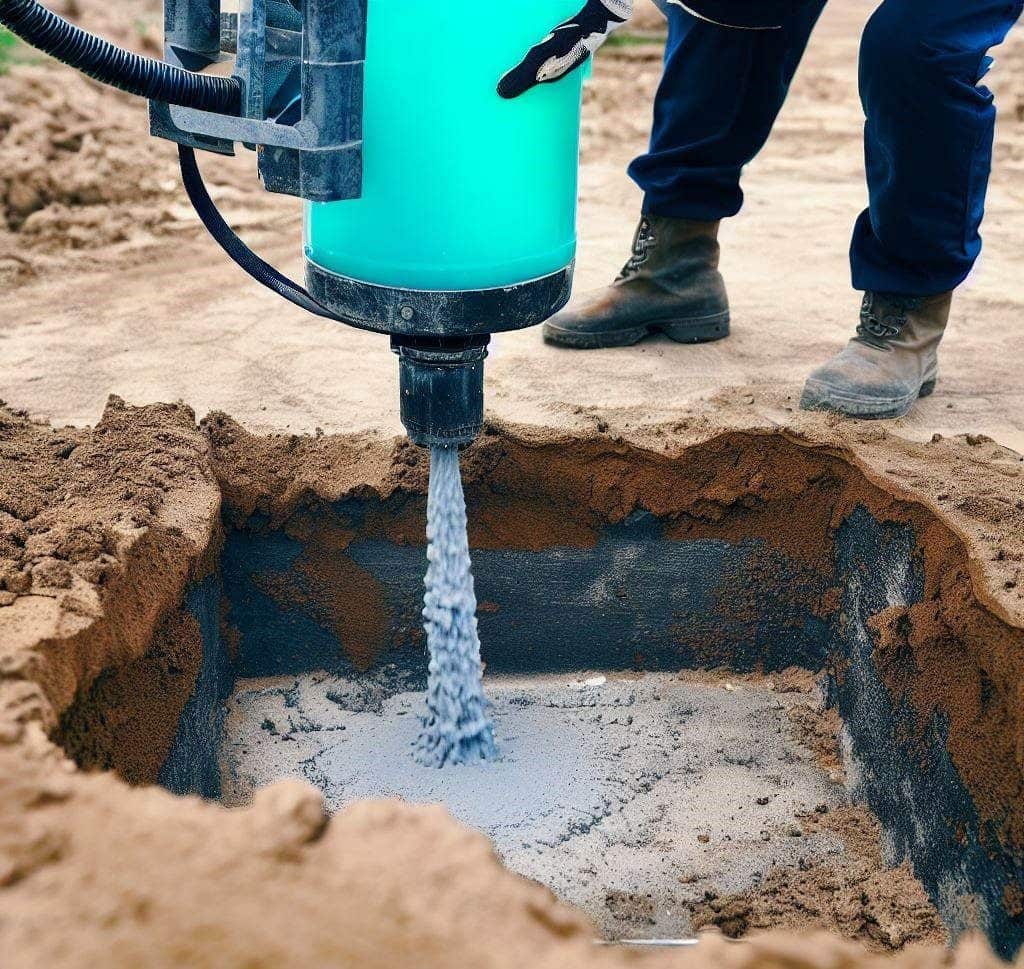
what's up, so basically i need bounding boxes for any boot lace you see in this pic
[617,218,656,281]
[856,292,923,350]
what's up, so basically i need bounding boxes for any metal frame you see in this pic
[150,0,366,203]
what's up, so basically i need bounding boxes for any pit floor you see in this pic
[220,669,848,939]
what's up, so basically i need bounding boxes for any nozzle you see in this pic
[392,336,490,448]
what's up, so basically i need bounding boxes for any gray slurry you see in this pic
[415,445,496,766]
[219,670,848,939]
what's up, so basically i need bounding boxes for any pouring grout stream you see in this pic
[413,445,498,767]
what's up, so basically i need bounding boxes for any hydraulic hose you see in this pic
[0,0,241,114]
[177,145,346,322]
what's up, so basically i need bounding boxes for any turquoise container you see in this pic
[304,0,584,292]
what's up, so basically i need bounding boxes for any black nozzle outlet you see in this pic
[392,335,490,449]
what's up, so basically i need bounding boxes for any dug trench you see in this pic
[4,402,1024,960]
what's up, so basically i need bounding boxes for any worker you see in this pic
[499,0,1021,419]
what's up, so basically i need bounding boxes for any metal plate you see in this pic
[305,260,574,336]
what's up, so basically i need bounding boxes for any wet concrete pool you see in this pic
[219,668,847,938]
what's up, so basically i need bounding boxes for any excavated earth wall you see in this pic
[1,397,1023,967]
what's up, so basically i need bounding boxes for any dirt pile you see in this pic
[1,1,162,262]
[0,397,218,728]
[0,0,295,285]
[45,0,164,51]
[0,67,175,256]
[692,806,944,950]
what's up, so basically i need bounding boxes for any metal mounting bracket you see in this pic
[149,0,365,202]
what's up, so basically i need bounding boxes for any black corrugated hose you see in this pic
[0,0,241,114]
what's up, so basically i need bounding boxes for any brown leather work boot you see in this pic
[800,291,953,420]
[543,215,731,349]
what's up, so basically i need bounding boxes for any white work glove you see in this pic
[499,0,791,99]
[498,0,633,99]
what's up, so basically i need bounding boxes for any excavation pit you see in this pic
[51,427,1024,956]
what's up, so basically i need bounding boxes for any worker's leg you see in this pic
[803,0,1022,419]
[543,1,828,350]
[628,0,827,220]
[851,0,1023,295]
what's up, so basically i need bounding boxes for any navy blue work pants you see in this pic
[629,1,1022,295]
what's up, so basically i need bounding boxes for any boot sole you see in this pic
[799,378,937,420]
[661,314,731,344]
[543,311,731,350]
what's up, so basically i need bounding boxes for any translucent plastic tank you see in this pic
[304,0,584,292]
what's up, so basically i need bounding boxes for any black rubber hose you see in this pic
[177,145,349,322]
[0,0,241,114]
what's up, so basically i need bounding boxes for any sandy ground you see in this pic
[0,2,1021,455]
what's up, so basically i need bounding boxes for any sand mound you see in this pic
[0,68,174,245]
[0,2,165,254]
[0,0,294,285]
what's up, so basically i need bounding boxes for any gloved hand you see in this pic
[498,0,633,99]
[499,1,791,100]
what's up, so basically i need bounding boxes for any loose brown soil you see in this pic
[688,673,939,949]
[2,396,1024,967]
[692,806,943,950]
[0,0,294,286]
[54,606,204,783]
[0,398,218,726]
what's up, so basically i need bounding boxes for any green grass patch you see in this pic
[0,27,17,75]
[0,27,48,73]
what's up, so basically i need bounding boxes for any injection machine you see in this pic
[0,0,585,446]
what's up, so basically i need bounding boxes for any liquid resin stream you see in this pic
[413,445,497,767]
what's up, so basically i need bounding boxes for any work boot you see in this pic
[800,291,953,420]
[543,215,730,349]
